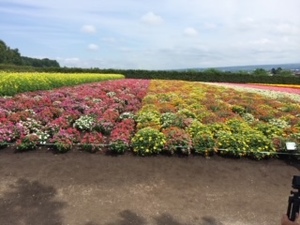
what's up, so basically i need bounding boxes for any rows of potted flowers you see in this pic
[0,79,299,159]
[204,82,300,102]
[131,80,300,159]
[0,79,149,153]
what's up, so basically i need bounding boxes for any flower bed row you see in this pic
[0,72,124,96]
[0,79,149,153]
[204,82,300,102]
[132,80,300,159]
[253,83,300,89]
[0,79,299,159]
[231,83,300,95]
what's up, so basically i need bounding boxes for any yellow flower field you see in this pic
[0,72,124,96]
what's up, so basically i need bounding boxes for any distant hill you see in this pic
[184,63,300,72]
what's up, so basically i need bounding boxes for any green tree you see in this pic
[10,48,22,65]
[0,40,7,63]
[271,67,282,75]
[0,39,60,68]
[277,70,293,77]
[252,68,269,76]
[271,67,293,77]
[204,68,222,76]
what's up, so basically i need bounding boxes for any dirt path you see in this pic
[0,149,299,225]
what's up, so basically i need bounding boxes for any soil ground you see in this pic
[0,148,299,225]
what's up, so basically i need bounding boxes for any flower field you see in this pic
[205,82,300,102]
[0,79,299,159]
[0,72,124,96]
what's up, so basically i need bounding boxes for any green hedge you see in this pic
[0,64,299,84]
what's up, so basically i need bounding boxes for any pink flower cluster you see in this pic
[0,79,150,152]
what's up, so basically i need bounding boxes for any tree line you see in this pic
[0,39,60,68]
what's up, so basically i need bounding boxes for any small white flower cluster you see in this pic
[161,112,177,128]
[36,131,50,144]
[106,91,116,97]
[92,98,102,103]
[242,113,255,123]
[24,109,36,115]
[17,118,50,144]
[18,118,42,134]
[73,115,95,131]
[119,112,135,120]
[268,118,290,129]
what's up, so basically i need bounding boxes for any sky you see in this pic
[1,0,300,70]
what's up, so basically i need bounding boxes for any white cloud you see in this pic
[2,0,300,69]
[101,37,116,43]
[119,47,132,52]
[275,23,299,35]
[81,25,96,34]
[57,57,81,67]
[140,12,163,25]
[204,22,217,30]
[64,57,80,62]
[250,38,273,46]
[88,44,99,51]
[183,27,198,37]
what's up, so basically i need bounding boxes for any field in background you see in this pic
[0,72,124,96]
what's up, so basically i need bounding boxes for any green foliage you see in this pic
[142,94,158,104]
[177,108,196,119]
[109,140,128,154]
[231,105,246,115]
[131,127,166,156]
[226,119,253,134]
[192,130,215,156]
[187,120,206,138]
[272,67,294,77]
[216,130,275,159]
[0,39,60,67]
[0,142,8,149]
[0,59,299,84]
[54,141,73,153]
[136,108,161,130]
[252,68,269,76]
[245,132,275,160]
[254,122,284,138]
[278,70,294,77]
[22,56,60,68]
